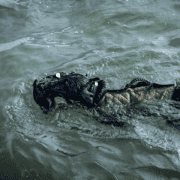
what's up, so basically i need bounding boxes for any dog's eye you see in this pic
[56,73,60,78]
[95,81,98,86]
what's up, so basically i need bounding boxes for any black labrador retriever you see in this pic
[33,72,106,113]
[33,72,180,113]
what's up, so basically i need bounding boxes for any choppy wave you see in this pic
[1,77,180,179]
[0,37,34,52]
[1,0,180,179]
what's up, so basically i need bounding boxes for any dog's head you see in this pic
[33,71,107,112]
[35,72,67,89]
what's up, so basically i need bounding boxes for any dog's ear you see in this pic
[93,80,107,105]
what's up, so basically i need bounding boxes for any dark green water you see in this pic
[1,0,180,179]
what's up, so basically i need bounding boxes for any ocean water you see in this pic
[1,0,180,179]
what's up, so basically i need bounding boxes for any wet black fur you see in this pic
[33,72,106,113]
[33,71,180,114]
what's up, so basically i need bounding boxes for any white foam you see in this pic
[56,73,60,78]
[0,37,34,52]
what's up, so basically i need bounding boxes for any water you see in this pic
[1,0,180,179]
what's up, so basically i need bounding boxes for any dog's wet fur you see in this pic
[33,72,106,113]
[33,72,180,114]
[33,72,180,130]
